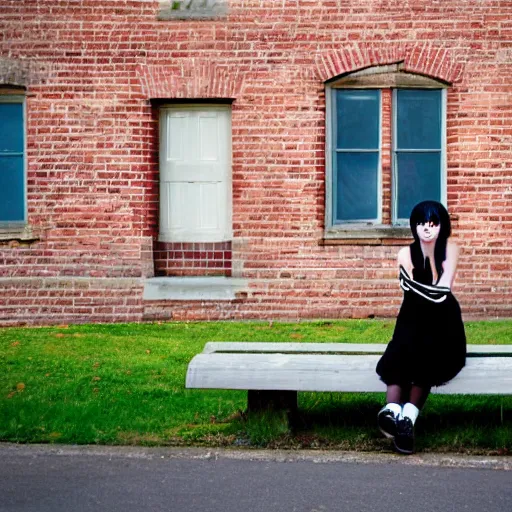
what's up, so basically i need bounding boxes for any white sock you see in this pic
[384,402,402,418]
[402,402,420,424]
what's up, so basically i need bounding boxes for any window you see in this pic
[393,89,444,220]
[325,68,447,236]
[0,93,26,226]
[332,89,381,223]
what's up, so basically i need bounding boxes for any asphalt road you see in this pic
[0,444,511,512]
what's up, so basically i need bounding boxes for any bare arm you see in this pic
[437,241,459,288]
[397,246,413,276]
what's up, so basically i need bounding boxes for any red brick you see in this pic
[0,0,511,325]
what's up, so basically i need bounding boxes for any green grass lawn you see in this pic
[1,320,511,454]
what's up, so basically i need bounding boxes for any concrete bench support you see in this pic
[247,390,298,414]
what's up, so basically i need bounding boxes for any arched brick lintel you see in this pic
[137,62,244,100]
[315,43,464,85]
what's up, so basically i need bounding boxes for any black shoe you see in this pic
[394,416,414,454]
[377,407,397,439]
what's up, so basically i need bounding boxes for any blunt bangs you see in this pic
[409,200,451,241]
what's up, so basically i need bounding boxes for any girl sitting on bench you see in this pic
[376,200,467,454]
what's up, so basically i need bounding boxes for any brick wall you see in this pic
[0,0,511,325]
[154,241,232,276]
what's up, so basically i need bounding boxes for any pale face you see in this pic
[416,221,441,244]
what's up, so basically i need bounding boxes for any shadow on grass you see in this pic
[233,393,512,454]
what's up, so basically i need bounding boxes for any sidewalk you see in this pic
[1,443,511,512]
[2,442,511,469]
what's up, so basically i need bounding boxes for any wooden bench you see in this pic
[186,342,512,414]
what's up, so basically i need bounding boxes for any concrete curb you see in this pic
[1,443,511,471]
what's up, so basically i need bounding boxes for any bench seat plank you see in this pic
[186,353,512,395]
[202,342,512,356]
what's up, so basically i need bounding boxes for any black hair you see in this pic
[409,200,451,280]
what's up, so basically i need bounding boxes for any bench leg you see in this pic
[247,390,298,415]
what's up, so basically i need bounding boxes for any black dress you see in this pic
[376,243,466,388]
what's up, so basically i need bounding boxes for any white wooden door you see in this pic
[159,105,232,242]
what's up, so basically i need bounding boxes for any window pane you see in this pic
[336,90,379,149]
[0,155,25,221]
[396,152,441,219]
[397,89,441,150]
[0,103,24,153]
[335,152,378,221]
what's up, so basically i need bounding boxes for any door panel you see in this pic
[159,106,231,242]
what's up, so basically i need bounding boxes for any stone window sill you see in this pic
[143,276,248,301]
[0,225,40,243]
[321,225,412,246]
